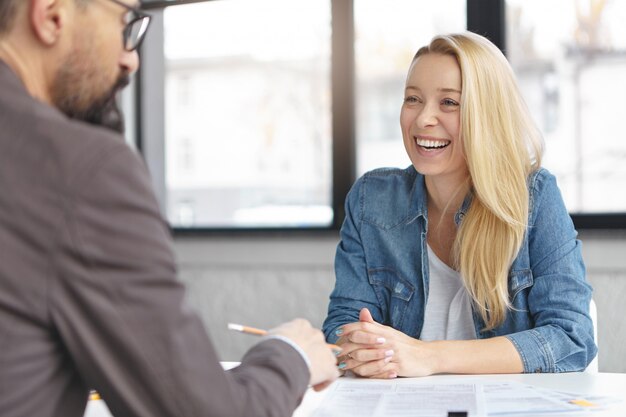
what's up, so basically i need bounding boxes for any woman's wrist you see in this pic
[402,339,446,376]
[418,338,524,375]
[425,340,448,375]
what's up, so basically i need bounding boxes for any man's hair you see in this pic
[0,0,91,35]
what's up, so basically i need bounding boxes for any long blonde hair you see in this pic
[414,32,544,330]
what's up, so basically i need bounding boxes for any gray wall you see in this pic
[174,230,626,372]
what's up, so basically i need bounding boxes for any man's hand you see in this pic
[271,319,340,391]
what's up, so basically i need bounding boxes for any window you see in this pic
[155,0,333,228]
[507,0,626,215]
[139,0,626,230]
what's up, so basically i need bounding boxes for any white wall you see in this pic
[577,230,626,372]
[174,230,626,372]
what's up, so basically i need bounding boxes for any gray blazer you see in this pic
[0,60,309,417]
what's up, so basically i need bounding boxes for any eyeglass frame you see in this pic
[105,0,152,52]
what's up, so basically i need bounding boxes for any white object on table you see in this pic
[84,370,626,417]
[294,373,626,417]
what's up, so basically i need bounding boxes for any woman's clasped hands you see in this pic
[335,308,439,379]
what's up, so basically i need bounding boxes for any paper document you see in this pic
[483,381,623,415]
[311,379,484,417]
[311,377,623,417]
[483,381,580,415]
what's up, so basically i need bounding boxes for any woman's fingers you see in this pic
[351,357,396,377]
[338,349,394,371]
[350,347,394,362]
[370,369,399,379]
[359,307,375,323]
[346,329,387,345]
[339,339,390,360]
[339,321,383,336]
[336,323,429,379]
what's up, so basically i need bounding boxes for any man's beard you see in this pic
[78,74,130,134]
[52,61,131,134]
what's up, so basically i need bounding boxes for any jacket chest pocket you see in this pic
[368,268,415,329]
[508,269,533,302]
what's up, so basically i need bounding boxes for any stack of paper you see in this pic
[311,378,621,417]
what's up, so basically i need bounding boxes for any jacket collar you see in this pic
[406,166,473,227]
[0,59,28,95]
[407,167,428,223]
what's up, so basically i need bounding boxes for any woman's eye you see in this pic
[442,98,459,107]
[404,96,421,104]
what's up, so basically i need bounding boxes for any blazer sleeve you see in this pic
[50,142,309,417]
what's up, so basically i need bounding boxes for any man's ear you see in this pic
[29,0,68,46]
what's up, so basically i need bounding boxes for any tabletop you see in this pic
[84,371,626,417]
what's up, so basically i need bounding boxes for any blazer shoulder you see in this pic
[32,103,137,186]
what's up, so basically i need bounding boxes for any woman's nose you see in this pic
[415,103,438,128]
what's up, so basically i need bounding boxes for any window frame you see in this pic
[137,0,626,233]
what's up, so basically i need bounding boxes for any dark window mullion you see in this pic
[466,0,506,53]
[331,0,356,230]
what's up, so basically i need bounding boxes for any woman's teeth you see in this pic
[415,138,451,149]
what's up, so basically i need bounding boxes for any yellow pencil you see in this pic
[227,323,341,352]
[227,323,269,336]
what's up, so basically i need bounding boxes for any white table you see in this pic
[85,372,626,417]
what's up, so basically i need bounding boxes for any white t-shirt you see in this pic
[419,244,477,341]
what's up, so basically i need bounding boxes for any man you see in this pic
[0,1,339,416]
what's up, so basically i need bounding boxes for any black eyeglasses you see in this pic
[106,0,152,51]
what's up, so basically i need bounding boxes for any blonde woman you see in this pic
[322,32,597,378]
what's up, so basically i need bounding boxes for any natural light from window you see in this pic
[163,1,332,228]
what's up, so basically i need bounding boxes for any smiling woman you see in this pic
[401,53,465,185]
[323,32,597,379]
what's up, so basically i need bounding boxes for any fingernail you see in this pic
[384,356,392,363]
[335,328,344,336]
[384,349,394,357]
[338,362,347,370]
[333,349,342,356]
[376,337,386,344]
[388,372,397,379]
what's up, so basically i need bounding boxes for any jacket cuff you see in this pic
[506,329,556,373]
[262,334,311,371]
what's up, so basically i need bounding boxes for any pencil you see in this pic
[227,323,341,352]
[227,323,268,336]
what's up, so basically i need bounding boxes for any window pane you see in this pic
[355,0,466,175]
[163,1,332,228]
[507,0,626,213]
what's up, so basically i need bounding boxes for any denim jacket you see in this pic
[323,166,597,373]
